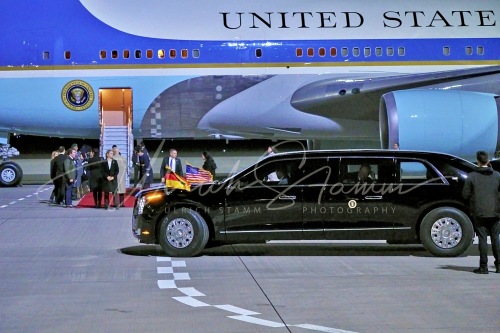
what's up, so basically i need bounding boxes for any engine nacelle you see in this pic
[379,89,499,158]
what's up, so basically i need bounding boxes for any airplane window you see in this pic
[181,49,188,58]
[307,48,314,57]
[318,47,326,57]
[43,51,50,60]
[64,51,71,60]
[330,47,337,57]
[477,46,484,55]
[364,47,371,57]
[296,48,303,57]
[341,47,348,57]
[465,46,473,55]
[192,49,200,58]
[443,46,450,56]
[353,47,360,57]
[169,49,176,58]
[146,49,153,59]
[255,48,262,58]
[135,50,141,58]
[398,47,405,56]
[112,50,118,59]
[158,49,165,59]
[375,47,382,56]
[386,47,394,56]
[100,50,107,59]
[123,50,130,59]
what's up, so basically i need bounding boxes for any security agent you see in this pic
[462,151,500,274]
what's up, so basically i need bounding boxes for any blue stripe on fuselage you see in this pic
[0,0,498,67]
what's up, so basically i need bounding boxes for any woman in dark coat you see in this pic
[202,151,217,178]
[87,148,104,208]
[101,149,119,209]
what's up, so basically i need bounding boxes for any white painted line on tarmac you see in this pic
[214,304,260,316]
[26,195,32,198]
[173,296,210,307]
[171,260,186,267]
[228,315,285,328]
[9,201,16,205]
[156,256,360,333]
[157,280,177,289]
[291,324,358,333]
[18,198,25,201]
[157,267,173,274]
[172,272,190,280]
[178,287,205,297]
[0,205,7,208]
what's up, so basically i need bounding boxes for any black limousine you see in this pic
[132,150,477,257]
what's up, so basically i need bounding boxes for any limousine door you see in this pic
[301,157,339,240]
[322,157,397,240]
[224,157,304,241]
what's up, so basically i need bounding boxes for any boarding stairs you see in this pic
[100,125,133,187]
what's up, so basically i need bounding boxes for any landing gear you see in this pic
[0,144,22,187]
[0,161,23,187]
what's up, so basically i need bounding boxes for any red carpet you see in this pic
[77,188,139,208]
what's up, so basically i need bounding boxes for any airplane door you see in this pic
[100,88,132,127]
[99,88,133,186]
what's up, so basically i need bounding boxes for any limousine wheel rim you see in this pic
[166,218,194,248]
[430,217,462,249]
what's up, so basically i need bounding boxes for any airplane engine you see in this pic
[379,89,499,158]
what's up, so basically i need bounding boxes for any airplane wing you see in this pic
[290,66,500,120]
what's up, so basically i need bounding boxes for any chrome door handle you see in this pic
[365,196,382,200]
[279,195,296,200]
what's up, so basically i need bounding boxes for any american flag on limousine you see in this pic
[185,164,213,183]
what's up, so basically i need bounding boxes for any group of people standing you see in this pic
[49,144,127,210]
[158,148,217,182]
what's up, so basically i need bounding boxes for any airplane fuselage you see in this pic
[0,0,498,157]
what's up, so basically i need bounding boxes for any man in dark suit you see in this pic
[63,148,77,208]
[87,148,104,208]
[462,151,500,274]
[51,146,67,205]
[101,149,119,210]
[160,148,184,183]
[343,163,374,184]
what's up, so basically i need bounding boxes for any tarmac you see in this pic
[1,184,499,333]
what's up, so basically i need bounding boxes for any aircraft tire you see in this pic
[0,161,23,187]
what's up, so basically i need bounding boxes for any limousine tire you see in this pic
[419,207,474,257]
[159,209,209,257]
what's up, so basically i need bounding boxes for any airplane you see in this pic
[0,0,499,186]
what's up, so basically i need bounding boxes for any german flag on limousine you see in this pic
[165,167,191,191]
[185,164,213,184]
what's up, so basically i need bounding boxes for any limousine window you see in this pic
[432,160,471,179]
[241,156,337,186]
[340,157,394,184]
[397,160,444,184]
[302,157,338,185]
[239,158,302,185]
